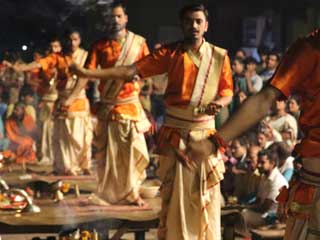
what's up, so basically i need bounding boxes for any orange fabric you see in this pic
[5,114,37,163]
[38,53,73,92]
[86,36,149,118]
[29,62,55,96]
[66,98,88,112]
[270,28,320,157]
[293,182,316,205]
[135,41,233,107]
[276,186,289,204]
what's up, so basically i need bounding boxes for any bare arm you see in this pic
[13,62,42,72]
[71,64,138,83]
[219,85,282,142]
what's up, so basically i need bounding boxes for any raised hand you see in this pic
[204,102,222,115]
[186,138,217,165]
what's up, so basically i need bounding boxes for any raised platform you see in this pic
[0,196,161,240]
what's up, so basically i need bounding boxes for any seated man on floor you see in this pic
[5,103,38,164]
[233,145,262,204]
[228,148,288,237]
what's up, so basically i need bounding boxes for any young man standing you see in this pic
[85,2,151,206]
[190,29,320,240]
[71,4,233,239]
[6,33,92,176]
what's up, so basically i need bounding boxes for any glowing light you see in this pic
[22,45,28,51]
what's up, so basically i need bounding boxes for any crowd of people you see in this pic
[0,1,313,240]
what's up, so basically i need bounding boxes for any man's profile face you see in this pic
[181,10,208,42]
[50,41,62,53]
[111,6,128,33]
[69,32,81,51]
[267,54,278,70]
[257,155,273,174]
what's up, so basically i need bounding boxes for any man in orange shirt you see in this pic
[180,30,320,240]
[6,103,38,164]
[83,2,151,206]
[7,34,92,176]
[29,41,59,165]
[72,4,233,239]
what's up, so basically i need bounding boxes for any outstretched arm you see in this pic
[3,61,42,72]
[71,64,138,83]
[218,85,281,142]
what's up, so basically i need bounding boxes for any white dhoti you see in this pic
[39,95,57,164]
[157,111,225,240]
[53,99,93,174]
[94,112,150,204]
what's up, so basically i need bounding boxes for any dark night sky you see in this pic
[0,0,319,60]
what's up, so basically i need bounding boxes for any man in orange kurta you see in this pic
[71,4,233,239]
[10,37,92,175]
[187,29,320,240]
[85,2,150,206]
[6,103,38,164]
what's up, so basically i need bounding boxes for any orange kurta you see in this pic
[38,53,88,112]
[86,36,150,118]
[5,114,37,163]
[270,29,320,158]
[135,41,233,147]
[136,41,233,240]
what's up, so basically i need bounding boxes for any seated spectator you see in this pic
[230,58,248,113]
[222,137,249,200]
[245,57,263,95]
[266,99,298,142]
[5,103,38,163]
[234,145,261,204]
[260,51,280,84]
[231,136,249,172]
[287,95,301,121]
[269,142,294,182]
[233,149,288,237]
[235,49,247,60]
[257,122,282,149]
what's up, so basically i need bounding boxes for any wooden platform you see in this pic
[0,166,160,240]
[0,196,161,240]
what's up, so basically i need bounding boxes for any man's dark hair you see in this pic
[233,57,245,66]
[288,94,301,106]
[246,56,258,65]
[268,50,281,62]
[234,136,248,147]
[179,3,209,21]
[258,149,279,166]
[111,1,127,14]
[67,28,82,38]
[49,36,61,44]
[268,142,291,161]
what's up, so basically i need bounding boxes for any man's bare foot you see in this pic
[133,197,147,207]
[88,193,110,206]
[82,169,91,175]
[65,169,77,176]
